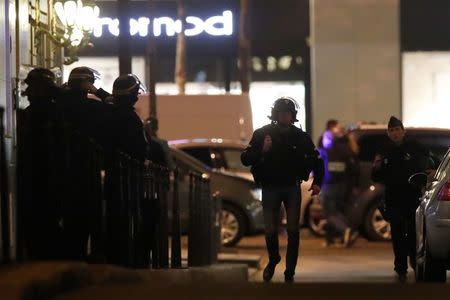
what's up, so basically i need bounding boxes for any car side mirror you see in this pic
[408,172,428,188]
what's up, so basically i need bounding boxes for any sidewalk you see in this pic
[0,261,248,300]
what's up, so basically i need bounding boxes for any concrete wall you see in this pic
[310,0,401,141]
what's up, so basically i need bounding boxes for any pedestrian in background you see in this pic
[241,97,323,283]
[372,116,435,282]
[318,120,359,247]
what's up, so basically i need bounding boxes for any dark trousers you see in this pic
[262,184,301,277]
[389,206,417,275]
[320,183,350,242]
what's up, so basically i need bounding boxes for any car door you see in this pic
[417,149,450,252]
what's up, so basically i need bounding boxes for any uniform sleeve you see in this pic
[241,129,265,166]
[371,152,386,183]
[95,88,112,103]
[303,133,324,186]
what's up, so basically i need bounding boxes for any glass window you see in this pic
[221,148,250,172]
[407,133,450,161]
[357,133,390,162]
[435,150,450,182]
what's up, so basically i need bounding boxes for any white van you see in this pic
[135,94,253,142]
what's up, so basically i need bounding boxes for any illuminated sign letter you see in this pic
[153,17,182,37]
[204,10,233,36]
[185,16,204,36]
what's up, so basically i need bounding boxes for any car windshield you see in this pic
[170,147,211,172]
[222,148,250,172]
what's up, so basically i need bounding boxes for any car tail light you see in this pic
[438,181,450,201]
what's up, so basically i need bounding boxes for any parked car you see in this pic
[308,126,450,241]
[169,138,317,229]
[413,148,450,282]
[169,147,264,247]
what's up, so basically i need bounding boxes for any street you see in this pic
[225,230,418,283]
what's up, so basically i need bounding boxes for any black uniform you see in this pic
[241,124,323,186]
[372,138,433,275]
[17,100,65,259]
[56,87,112,260]
[241,123,323,278]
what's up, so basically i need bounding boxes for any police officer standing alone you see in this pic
[372,116,435,282]
[241,97,323,283]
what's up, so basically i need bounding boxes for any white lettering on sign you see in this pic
[93,10,233,38]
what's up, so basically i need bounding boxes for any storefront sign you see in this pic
[93,10,233,38]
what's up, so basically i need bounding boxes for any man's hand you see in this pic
[309,184,321,196]
[373,154,384,169]
[262,135,272,153]
[81,81,98,94]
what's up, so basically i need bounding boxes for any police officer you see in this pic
[55,67,113,260]
[108,74,147,161]
[372,116,435,282]
[18,68,64,259]
[59,66,112,146]
[241,97,323,283]
[105,74,148,266]
[318,121,359,247]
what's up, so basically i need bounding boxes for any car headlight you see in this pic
[251,188,262,201]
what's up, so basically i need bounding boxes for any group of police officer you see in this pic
[19,67,168,264]
[243,98,437,283]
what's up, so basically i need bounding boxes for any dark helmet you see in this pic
[24,68,56,85]
[112,74,146,105]
[22,68,58,98]
[68,67,100,85]
[269,96,299,122]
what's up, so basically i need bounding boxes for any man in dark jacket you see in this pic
[319,121,359,247]
[372,116,435,282]
[241,97,323,283]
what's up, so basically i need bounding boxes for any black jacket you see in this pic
[371,138,434,209]
[107,105,148,161]
[241,124,324,186]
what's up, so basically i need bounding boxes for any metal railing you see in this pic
[10,108,220,268]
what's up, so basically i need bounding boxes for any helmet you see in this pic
[24,68,56,85]
[112,74,147,106]
[22,68,59,100]
[112,74,147,97]
[269,96,299,122]
[68,66,100,84]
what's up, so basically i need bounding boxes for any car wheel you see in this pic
[306,200,326,237]
[423,236,447,282]
[220,204,246,247]
[364,203,391,241]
